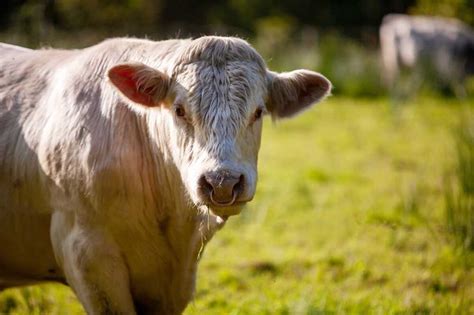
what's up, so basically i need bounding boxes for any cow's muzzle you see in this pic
[198,170,244,208]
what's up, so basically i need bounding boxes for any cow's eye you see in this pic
[174,104,186,118]
[253,108,263,121]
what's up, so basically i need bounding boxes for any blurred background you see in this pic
[1,0,473,97]
[0,0,473,314]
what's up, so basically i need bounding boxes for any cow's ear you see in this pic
[266,70,331,119]
[108,63,170,107]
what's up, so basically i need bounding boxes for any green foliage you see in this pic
[1,97,473,314]
[2,1,415,38]
[317,34,384,97]
[53,0,160,31]
[253,22,385,97]
[409,0,474,25]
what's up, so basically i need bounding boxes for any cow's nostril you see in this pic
[199,175,213,195]
[233,174,244,196]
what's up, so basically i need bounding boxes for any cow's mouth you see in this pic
[208,201,247,217]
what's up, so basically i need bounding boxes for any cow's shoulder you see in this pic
[0,42,32,55]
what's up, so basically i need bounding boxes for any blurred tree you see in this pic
[1,0,419,37]
[159,0,416,38]
[0,0,419,41]
[52,0,161,32]
[409,0,474,25]
[7,0,52,46]
[0,0,29,28]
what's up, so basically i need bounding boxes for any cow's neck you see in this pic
[123,111,225,310]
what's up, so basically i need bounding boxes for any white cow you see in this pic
[380,14,474,95]
[0,36,331,314]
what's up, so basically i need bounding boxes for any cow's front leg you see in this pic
[51,212,136,315]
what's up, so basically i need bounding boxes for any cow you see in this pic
[379,14,474,96]
[0,36,331,314]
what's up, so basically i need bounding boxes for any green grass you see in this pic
[445,111,474,252]
[1,96,473,314]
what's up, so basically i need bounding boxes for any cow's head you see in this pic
[108,37,331,217]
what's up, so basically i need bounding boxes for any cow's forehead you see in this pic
[168,37,268,139]
[169,60,265,152]
[171,37,267,106]
[177,61,267,121]
[173,36,267,70]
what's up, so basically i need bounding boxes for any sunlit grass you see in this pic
[445,111,474,252]
[1,96,473,314]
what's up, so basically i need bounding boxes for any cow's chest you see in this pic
[114,214,216,313]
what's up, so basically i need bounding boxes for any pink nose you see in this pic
[199,170,244,206]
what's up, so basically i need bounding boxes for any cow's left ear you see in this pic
[108,63,170,107]
[266,70,332,119]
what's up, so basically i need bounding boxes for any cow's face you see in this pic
[108,39,331,217]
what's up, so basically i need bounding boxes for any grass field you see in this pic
[1,96,473,314]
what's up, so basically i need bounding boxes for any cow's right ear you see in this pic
[108,63,170,107]
[266,70,331,119]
